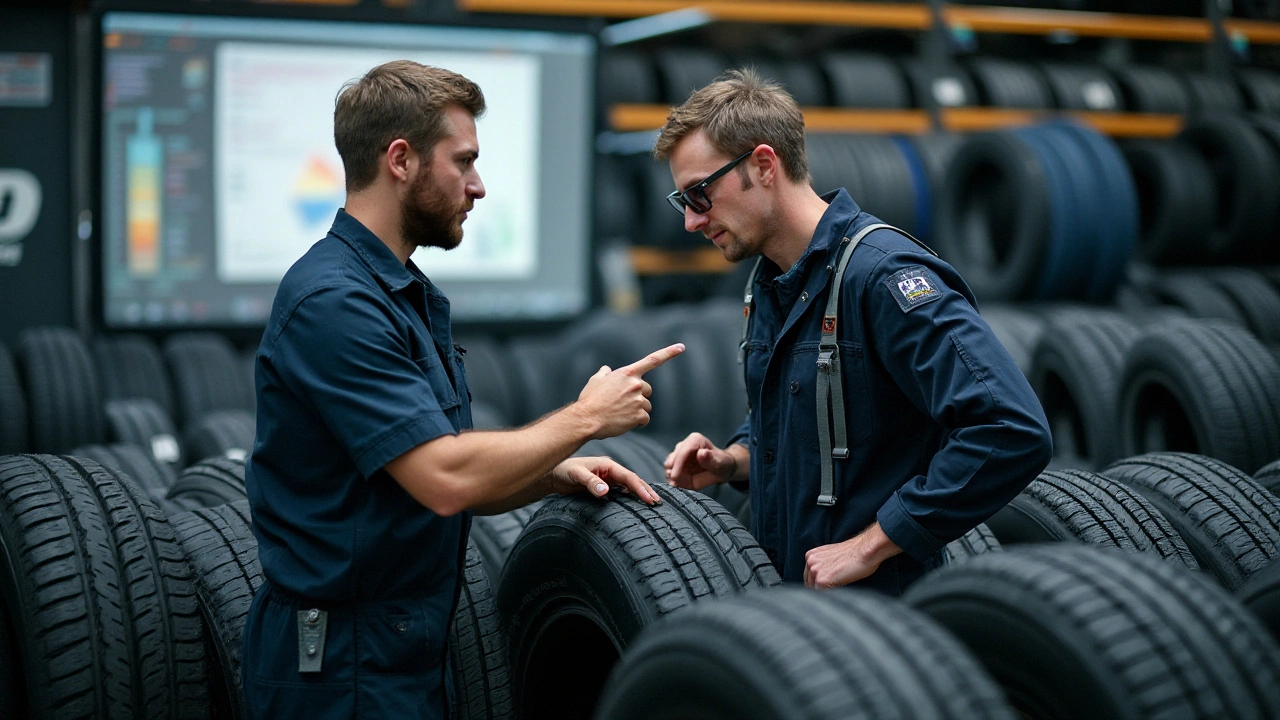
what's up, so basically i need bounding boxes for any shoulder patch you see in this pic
[884,265,943,313]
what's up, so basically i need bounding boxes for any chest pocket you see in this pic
[451,347,473,430]
[413,351,462,427]
[786,340,873,450]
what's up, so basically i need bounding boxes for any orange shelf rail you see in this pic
[627,246,732,274]
[612,104,1183,137]
[457,0,1280,44]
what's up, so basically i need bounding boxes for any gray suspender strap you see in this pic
[739,221,921,507]
[816,222,897,507]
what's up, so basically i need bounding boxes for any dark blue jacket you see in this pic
[731,190,1051,588]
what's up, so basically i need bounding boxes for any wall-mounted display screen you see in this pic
[100,11,596,327]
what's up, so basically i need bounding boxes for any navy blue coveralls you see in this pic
[243,209,472,719]
[731,190,1052,594]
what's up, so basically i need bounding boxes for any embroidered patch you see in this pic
[884,266,943,313]
[822,316,836,334]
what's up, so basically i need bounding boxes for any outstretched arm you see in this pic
[386,344,685,516]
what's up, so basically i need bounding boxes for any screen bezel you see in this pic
[90,0,602,340]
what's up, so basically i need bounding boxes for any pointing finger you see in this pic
[618,343,685,377]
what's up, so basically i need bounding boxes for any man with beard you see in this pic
[659,69,1050,596]
[242,61,682,719]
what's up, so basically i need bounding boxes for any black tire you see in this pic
[470,501,545,584]
[906,545,1280,719]
[902,132,963,243]
[169,500,262,720]
[652,303,743,444]
[942,522,1002,565]
[1101,452,1280,590]
[451,541,513,720]
[1029,309,1140,469]
[820,51,911,108]
[576,433,669,485]
[840,134,919,235]
[967,57,1053,109]
[453,334,518,427]
[985,469,1200,570]
[0,454,209,719]
[1237,558,1280,647]
[1039,62,1124,111]
[68,442,178,506]
[594,586,1016,720]
[1110,64,1190,114]
[1116,319,1280,474]
[496,486,780,719]
[1204,267,1280,344]
[15,326,104,454]
[183,409,255,465]
[935,131,1050,301]
[652,47,727,106]
[1256,458,1280,496]
[167,456,248,512]
[93,334,174,415]
[163,332,256,430]
[0,341,28,454]
[648,482,779,589]
[744,57,827,108]
[1176,113,1280,261]
[503,336,568,425]
[102,398,183,467]
[899,57,978,109]
[1238,67,1280,113]
[1182,71,1246,113]
[1149,271,1250,326]
[1119,137,1217,265]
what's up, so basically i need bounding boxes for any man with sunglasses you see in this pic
[659,69,1051,595]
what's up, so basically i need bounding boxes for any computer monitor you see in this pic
[98,9,596,328]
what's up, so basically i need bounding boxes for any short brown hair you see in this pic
[335,60,486,192]
[653,68,809,184]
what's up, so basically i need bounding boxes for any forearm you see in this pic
[386,402,601,516]
[725,442,751,484]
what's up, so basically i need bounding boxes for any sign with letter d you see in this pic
[0,168,42,243]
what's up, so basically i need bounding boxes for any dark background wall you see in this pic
[0,4,74,346]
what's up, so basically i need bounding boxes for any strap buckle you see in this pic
[816,494,837,507]
[817,347,837,371]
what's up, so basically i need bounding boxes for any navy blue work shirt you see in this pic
[730,190,1051,591]
[243,209,471,718]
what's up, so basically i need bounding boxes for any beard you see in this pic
[401,169,468,251]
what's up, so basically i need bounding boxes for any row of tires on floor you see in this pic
[0,327,256,467]
[2,435,1280,718]
[606,112,1280,305]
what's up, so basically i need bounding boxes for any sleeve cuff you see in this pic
[354,410,457,479]
[877,492,944,562]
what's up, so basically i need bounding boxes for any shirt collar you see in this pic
[769,188,862,289]
[329,208,418,293]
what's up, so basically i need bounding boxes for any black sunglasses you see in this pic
[666,149,754,215]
